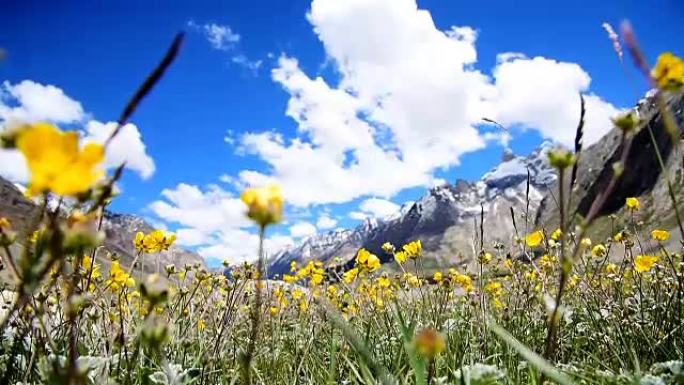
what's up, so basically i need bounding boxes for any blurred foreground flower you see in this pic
[651,52,684,91]
[241,184,283,227]
[413,328,445,358]
[14,122,104,197]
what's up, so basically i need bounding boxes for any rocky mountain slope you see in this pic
[536,91,684,245]
[269,91,684,276]
[0,176,204,272]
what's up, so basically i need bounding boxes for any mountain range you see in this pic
[0,177,204,274]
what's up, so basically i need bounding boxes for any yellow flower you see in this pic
[82,255,101,280]
[580,238,592,248]
[478,252,492,264]
[550,228,562,241]
[381,242,394,253]
[405,273,421,287]
[605,262,619,275]
[433,271,443,282]
[269,306,279,316]
[0,217,10,231]
[133,231,145,252]
[240,184,283,226]
[454,274,472,292]
[634,255,658,273]
[106,261,135,292]
[377,274,391,288]
[197,319,206,332]
[394,251,407,264]
[503,259,513,269]
[651,52,684,91]
[568,274,581,288]
[484,281,503,296]
[343,267,359,284]
[651,229,670,242]
[592,244,607,258]
[291,288,304,300]
[355,248,380,272]
[625,197,640,210]
[16,122,104,196]
[413,328,445,358]
[402,240,422,259]
[289,261,297,272]
[525,230,544,248]
[283,274,297,284]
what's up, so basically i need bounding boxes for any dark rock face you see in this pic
[0,176,204,270]
[537,92,684,225]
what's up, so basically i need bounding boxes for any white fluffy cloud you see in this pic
[84,121,155,179]
[0,80,84,124]
[316,216,337,230]
[148,183,294,264]
[0,80,156,182]
[289,221,317,238]
[234,0,620,209]
[351,198,400,220]
[491,54,621,146]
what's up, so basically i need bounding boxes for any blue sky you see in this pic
[1,0,682,264]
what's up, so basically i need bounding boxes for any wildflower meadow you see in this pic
[0,16,683,385]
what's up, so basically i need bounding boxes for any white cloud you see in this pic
[357,197,400,219]
[0,80,84,125]
[491,55,622,147]
[233,0,620,209]
[148,183,294,264]
[316,215,337,230]
[188,21,240,51]
[289,221,317,238]
[84,121,155,179]
[232,54,263,75]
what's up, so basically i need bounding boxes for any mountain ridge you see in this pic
[268,91,684,276]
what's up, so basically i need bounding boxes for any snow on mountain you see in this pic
[267,144,556,276]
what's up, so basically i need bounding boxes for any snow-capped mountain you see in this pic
[268,143,557,276]
[268,91,684,277]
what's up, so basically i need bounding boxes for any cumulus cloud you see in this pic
[148,183,294,264]
[354,197,400,220]
[84,121,155,179]
[234,0,620,209]
[316,216,337,230]
[0,80,84,124]
[0,80,156,183]
[289,221,317,238]
[490,54,622,146]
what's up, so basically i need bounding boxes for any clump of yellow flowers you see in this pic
[13,122,105,196]
[134,229,177,253]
